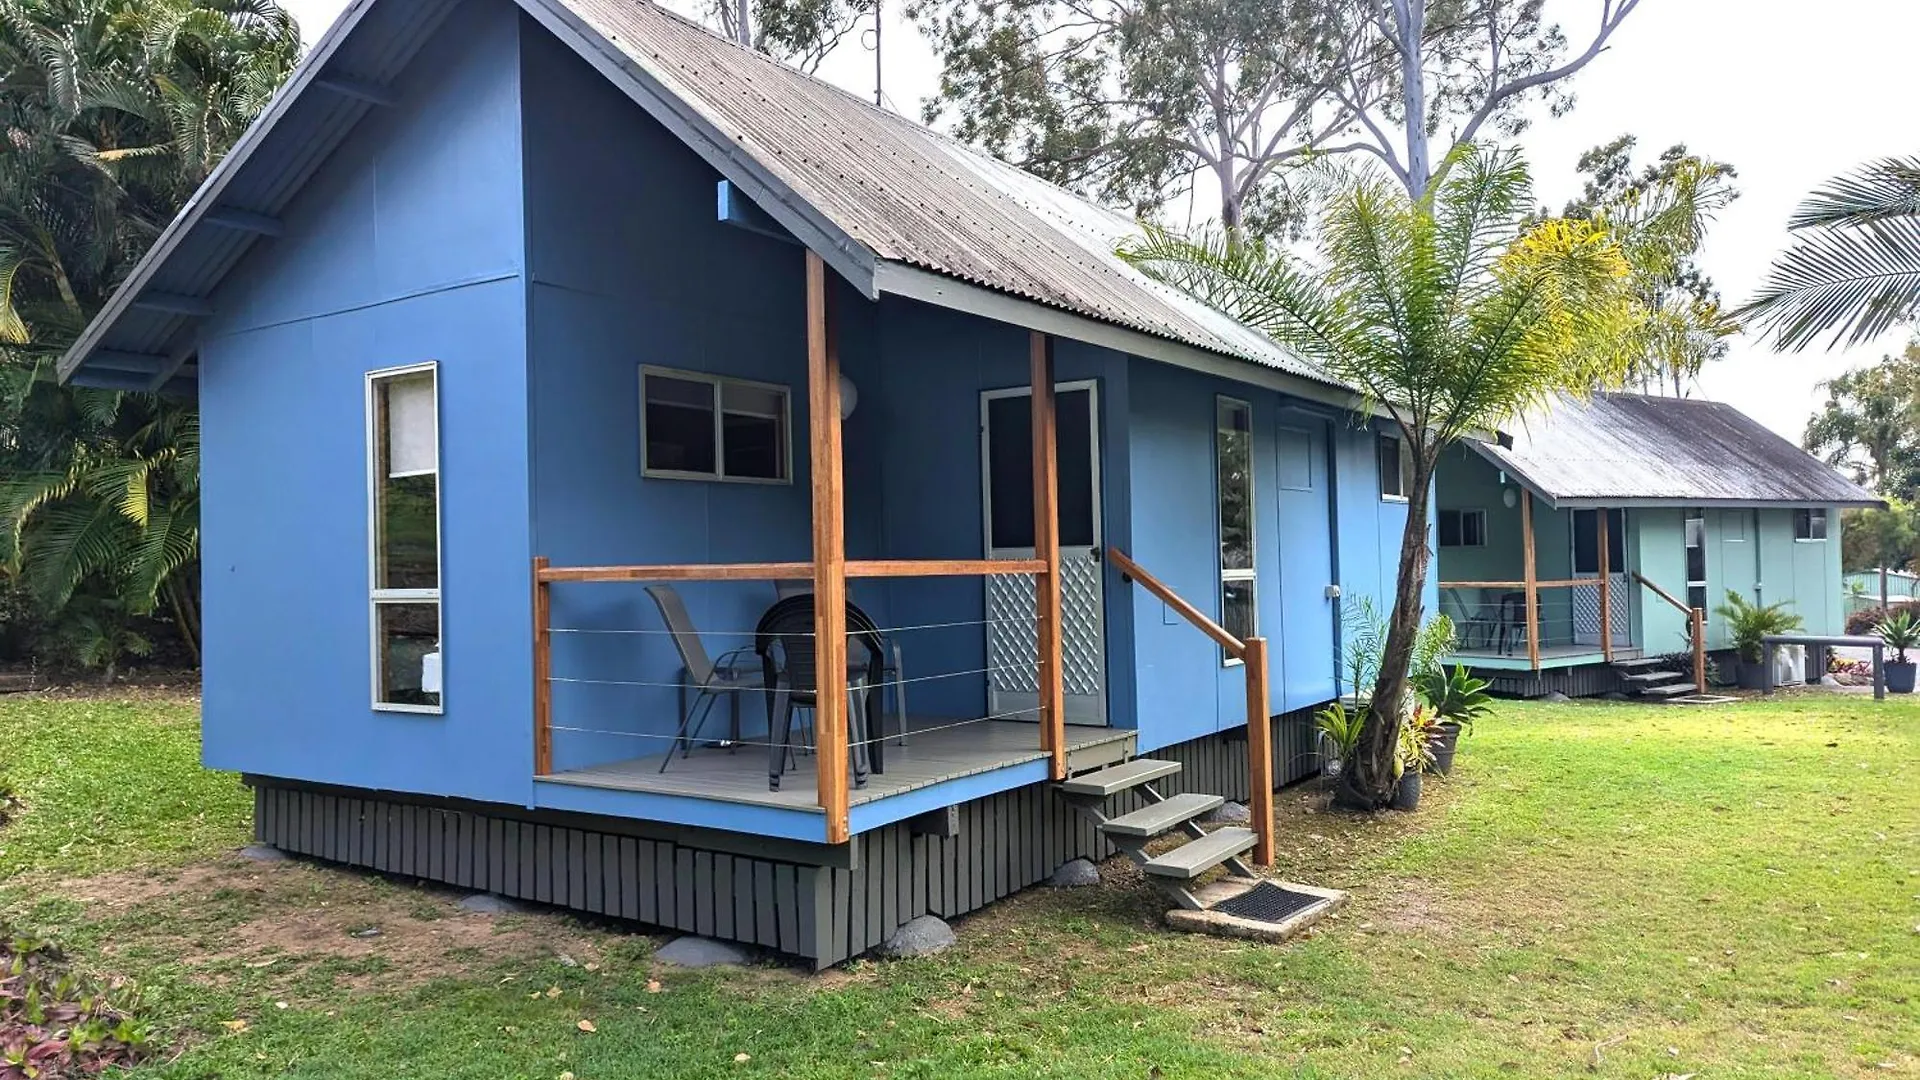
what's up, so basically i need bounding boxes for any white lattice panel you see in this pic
[983,555,1106,700]
[1571,577,1631,644]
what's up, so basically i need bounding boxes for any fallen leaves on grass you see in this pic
[576,1019,596,1033]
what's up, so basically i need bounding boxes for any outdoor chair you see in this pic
[1495,590,1532,656]
[1442,586,1495,650]
[755,594,890,791]
[647,584,766,772]
[770,580,910,748]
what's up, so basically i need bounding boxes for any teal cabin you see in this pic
[1436,393,1881,697]
[57,0,1424,965]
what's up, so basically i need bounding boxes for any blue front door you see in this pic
[1274,413,1338,708]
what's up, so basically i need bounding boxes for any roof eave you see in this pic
[872,261,1377,415]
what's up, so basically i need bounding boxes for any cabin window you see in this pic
[1377,433,1408,501]
[368,363,442,713]
[1216,398,1256,661]
[1437,508,1486,548]
[1684,509,1707,615]
[641,366,790,483]
[1794,508,1828,541]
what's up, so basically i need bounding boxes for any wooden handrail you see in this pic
[1633,572,1708,694]
[1631,571,1691,615]
[1107,544,1271,866]
[1439,578,1603,590]
[1106,546,1245,657]
[536,559,1048,584]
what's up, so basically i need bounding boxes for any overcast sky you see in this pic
[280,0,1920,442]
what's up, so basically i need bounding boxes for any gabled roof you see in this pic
[60,0,1351,404]
[1472,392,1883,509]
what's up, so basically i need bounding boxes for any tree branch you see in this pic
[1456,0,1643,148]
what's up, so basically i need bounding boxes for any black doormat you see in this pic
[1209,882,1327,923]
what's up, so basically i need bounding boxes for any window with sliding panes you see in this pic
[368,363,442,712]
[1216,398,1256,661]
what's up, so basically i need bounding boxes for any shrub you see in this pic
[1,933,153,1078]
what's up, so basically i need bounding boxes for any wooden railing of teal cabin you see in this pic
[1105,545,1273,867]
[1632,571,1707,694]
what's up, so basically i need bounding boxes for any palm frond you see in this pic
[1740,217,1920,351]
[1790,157,1920,230]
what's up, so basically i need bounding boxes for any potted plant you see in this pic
[1412,663,1492,775]
[1712,590,1804,689]
[1875,611,1920,693]
[1393,709,1436,811]
[1313,701,1366,778]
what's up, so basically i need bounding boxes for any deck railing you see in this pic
[1106,545,1273,867]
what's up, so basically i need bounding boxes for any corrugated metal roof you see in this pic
[1474,393,1883,507]
[62,0,1339,394]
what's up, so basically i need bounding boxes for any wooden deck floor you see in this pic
[540,719,1134,812]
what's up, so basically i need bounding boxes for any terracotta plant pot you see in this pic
[1392,770,1422,811]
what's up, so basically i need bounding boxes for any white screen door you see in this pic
[981,382,1106,725]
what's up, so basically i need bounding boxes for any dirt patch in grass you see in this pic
[47,856,628,998]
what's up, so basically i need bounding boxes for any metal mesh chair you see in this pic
[646,585,764,772]
[754,594,889,791]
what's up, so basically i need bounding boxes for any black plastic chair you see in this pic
[755,595,889,791]
[1496,590,1530,656]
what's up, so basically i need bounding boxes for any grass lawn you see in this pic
[1,691,1915,1078]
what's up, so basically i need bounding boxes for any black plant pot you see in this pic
[1887,660,1917,694]
[1393,770,1422,811]
[1735,659,1768,691]
[1427,722,1462,776]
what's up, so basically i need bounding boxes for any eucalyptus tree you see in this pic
[1743,158,1920,350]
[1122,145,1699,808]
[910,0,1646,233]
[690,0,876,74]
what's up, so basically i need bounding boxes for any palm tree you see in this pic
[0,0,297,669]
[1742,157,1920,350]
[1122,145,1665,808]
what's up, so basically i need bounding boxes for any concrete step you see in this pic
[1643,681,1700,698]
[1611,657,1666,670]
[1621,670,1685,685]
[1054,758,1181,799]
[1099,793,1224,839]
[1143,827,1258,881]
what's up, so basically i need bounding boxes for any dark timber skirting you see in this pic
[1475,663,1622,699]
[250,706,1324,968]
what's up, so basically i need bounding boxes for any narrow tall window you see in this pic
[1377,433,1407,500]
[369,363,442,712]
[1684,508,1707,616]
[1216,398,1255,660]
[1794,507,1828,541]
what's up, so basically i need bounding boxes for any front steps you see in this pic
[1053,757,1345,939]
[1612,656,1702,699]
[1054,756,1256,911]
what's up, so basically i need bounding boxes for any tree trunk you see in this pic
[1335,451,1433,809]
[165,572,201,669]
[1392,0,1430,197]
[734,0,751,45]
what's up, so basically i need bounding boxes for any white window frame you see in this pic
[1216,396,1256,667]
[1377,432,1409,502]
[367,361,444,715]
[1794,507,1829,542]
[1437,508,1487,549]
[639,365,793,484]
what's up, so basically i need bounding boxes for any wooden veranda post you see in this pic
[532,555,552,776]
[1597,509,1613,663]
[1030,332,1066,780]
[1242,636,1274,866]
[1521,492,1541,670]
[1691,608,1707,694]
[806,250,851,844]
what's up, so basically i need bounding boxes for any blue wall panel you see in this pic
[199,0,531,804]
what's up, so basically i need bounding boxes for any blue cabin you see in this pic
[60,0,1418,965]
